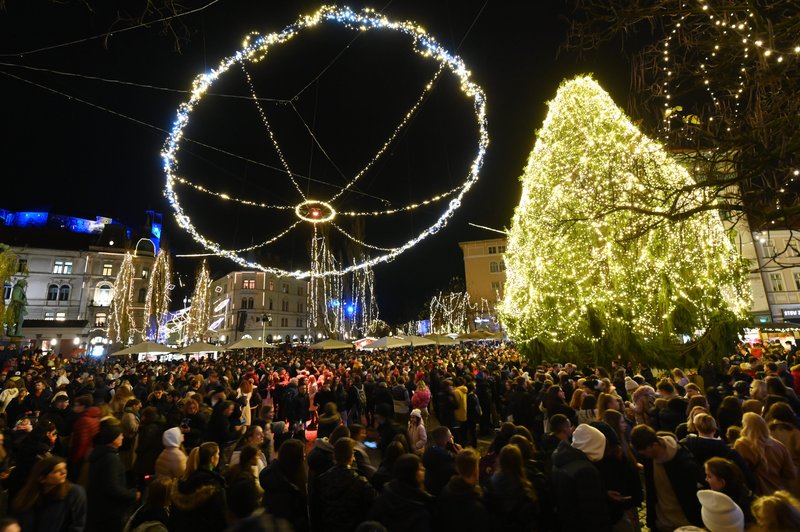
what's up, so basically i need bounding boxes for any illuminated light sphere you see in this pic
[500,76,750,364]
[162,5,489,279]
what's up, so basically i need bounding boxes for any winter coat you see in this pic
[259,460,309,532]
[408,422,427,453]
[180,412,207,450]
[680,435,755,489]
[435,476,489,532]
[485,472,538,532]
[171,468,228,532]
[133,420,164,478]
[311,464,377,532]
[367,479,433,532]
[735,434,798,495]
[154,447,187,481]
[640,436,705,530]
[306,437,335,484]
[551,441,611,532]
[769,421,800,498]
[436,391,458,428]
[421,445,456,496]
[87,445,137,532]
[15,483,87,532]
[69,407,101,465]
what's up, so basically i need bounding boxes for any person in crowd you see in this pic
[542,385,577,429]
[679,413,754,487]
[349,424,376,479]
[552,423,612,532]
[370,441,406,492]
[421,426,459,496]
[171,442,228,532]
[704,456,756,524]
[6,419,58,500]
[229,425,267,475]
[540,413,574,457]
[435,448,489,531]
[226,445,262,498]
[695,489,745,532]
[576,394,597,425]
[12,456,87,532]
[765,401,800,498]
[125,477,172,531]
[155,426,187,481]
[407,408,427,455]
[733,411,797,495]
[178,398,207,451]
[311,437,377,532]
[86,420,138,532]
[367,453,433,531]
[410,380,431,420]
[750,489,800,531]
[308,424,350,487]
[68,395,100,482]
[631,424,705,531]
[260,438,309,532]
[132,406,164,486]
[485,444,539,531]
[317,402,341,440]
[208,400,243,448]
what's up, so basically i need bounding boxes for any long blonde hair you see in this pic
[741,412,770,466]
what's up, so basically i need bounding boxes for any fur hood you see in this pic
[171,469,224,511]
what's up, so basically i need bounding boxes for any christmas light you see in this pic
[186,259,212,342]
[143,249,172,343]
[162,5,488,279]
[500,76,750,353]
[107,252,136,344]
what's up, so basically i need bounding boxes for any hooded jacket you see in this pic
[70,406,101,464]
[154,427,187,481]
[551,440,612,532]
[367,479,434,532]
[641,435,704,530]
[171,468,228,532]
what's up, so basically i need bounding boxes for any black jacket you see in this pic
[367,479,434,532]
[551,441,611,532]
[485,472,539,532]
[435,476,490,532]
[86,445,137,532]
[311,464,377,532]
[680,435,755,489]
[16,483,87,532]
[421,445,456,496]
[171,468,228,532]
[259,461,309,532]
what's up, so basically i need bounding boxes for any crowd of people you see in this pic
[0,340,798,531]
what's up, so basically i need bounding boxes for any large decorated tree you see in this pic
[500,76,751,366]
[186,260,211,342]
[143,249,172,342]
[107,252,136,344]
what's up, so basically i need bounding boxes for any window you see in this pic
[56,312,66,321]
[490,261,499,273]
[47,284,59,301]
[95,313,107,328]
[96,284,113,306]
[243,279,256,289]
[58,285,70,301]
[761,239,776,257]
[248,297,255,309]
[281,300,289,312]
[282,284,289,294]
[241,297,248,309]
[44,311,55,321]
[3,282,11,300]
[499,260,506,272]
[138,288,147,303]
[296,318,303,327]
[142,267,150,279]
[102,263,113,276]
[269,280,275,291]
[794,271,800,291]
[53,260,73,274]
[498,245,506,253]
[17,259,27,273]
[488,246,497,254]
[770,272,785,292]
[269,298,274,310]
[297,286,304,296]
[280,317,288,327]
[297,302,303,313]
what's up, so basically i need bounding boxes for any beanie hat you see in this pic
[697,490,744,532]
[162,426,183,448]
[624,376,639,393]
[94,420,123,446]
[571,424,606,462]
[410,408,423,419]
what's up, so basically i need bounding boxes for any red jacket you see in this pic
[70,406,101,463]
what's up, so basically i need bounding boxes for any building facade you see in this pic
[1,209,162,355]
[209,271,320,344]
[458,238,507,330]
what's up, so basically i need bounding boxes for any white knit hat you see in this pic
[624,376,639,392]
[571,424,606,462]
[410,408,423,419]
[697,490,744,532]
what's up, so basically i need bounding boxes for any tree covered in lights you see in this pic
[107,252,136,344]
[564,0,800,240]
[186,260,211,342]
[500,76,751,366]
[143,249,172,342]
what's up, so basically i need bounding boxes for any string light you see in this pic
[186,259,212,342]
[175,221,301,257]
[143,249,172,343]
[107,252,136,344]
[429,291,475,334]
[500,76,750,347]
[162,5,489,279]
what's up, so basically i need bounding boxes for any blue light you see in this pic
[346,303,356,317]
[329,299,340,309]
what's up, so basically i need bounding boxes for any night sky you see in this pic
[0,0,631,323]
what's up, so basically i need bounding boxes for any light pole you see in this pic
[261,313,271,357]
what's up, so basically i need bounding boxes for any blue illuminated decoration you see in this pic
[345,303,356,317]
[328,299,340,309]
